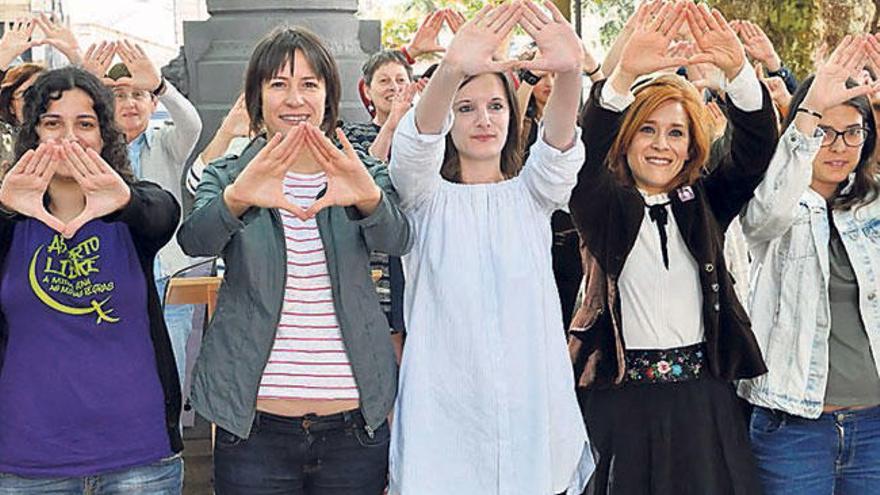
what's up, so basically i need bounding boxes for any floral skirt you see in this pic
[580,343,762,495]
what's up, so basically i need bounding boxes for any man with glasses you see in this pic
[103,41,203,392]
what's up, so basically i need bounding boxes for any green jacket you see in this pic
[177,137,412,438]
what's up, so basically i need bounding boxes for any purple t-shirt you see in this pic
[0,218,171,477]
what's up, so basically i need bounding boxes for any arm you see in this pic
[702,64,778,227]
[520,124,584,213]
[156,81,203,165]
[178,156,250,257]
[741,124,820,243]
[186,136,249,196]
[388,109,448,210]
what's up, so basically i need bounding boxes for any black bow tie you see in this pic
[648,203,670,270]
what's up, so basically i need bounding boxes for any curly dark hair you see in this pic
[14,66,133,183]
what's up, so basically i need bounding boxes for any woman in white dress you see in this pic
[388,2,593,494]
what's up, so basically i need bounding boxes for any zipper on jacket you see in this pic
[365,424,375,438]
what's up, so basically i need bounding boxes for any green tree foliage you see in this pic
[380,0,491,50]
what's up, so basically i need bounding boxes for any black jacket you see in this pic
[0,181,183,453]
[568,79,777,388]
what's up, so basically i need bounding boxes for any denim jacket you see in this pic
[177,137,413,439]
[737,125,880,419]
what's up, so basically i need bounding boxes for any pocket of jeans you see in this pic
[352,421,390,449]
[215,427,245,448]
[750,407,787,434]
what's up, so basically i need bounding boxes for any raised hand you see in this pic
[756,62,791,110]
[614,1,689,84]
[443,2,521,77]
[735,20,782,71]
[303,126,381,218]
[517,1,583,74]
[223,126,308,219]
[803,35,876,115]
[82,41,116,78]
[686,3,746,80]
[388,79,424,124]
[115,40,161,92]
[705,100,728,141]
[0,18,37,69]
[33,13,81,64]
[60,141,132,239]
[0,143,65,232]
[218,93,250,138]
[444,9,466,34]
[406,10,446,59]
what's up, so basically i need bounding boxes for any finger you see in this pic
[481,3,511,29]
[84,147,116,176]
[543,0,566,23]
[702,6,722,32]
[519,5,543,34]
[334,128,360,163]
[487,3,518,33]
[658,2,684,35]
[36,208,66,234]
[38,148,59,180]
[495,2,522,35]
[304,196,333,219]
[524,1,552,25]
[303,125,336,169]
[649,2,672,32]
[829,35,854,66]
[83,42,97,60]
[488,59,520,74]
[471,3,494,26]
[62,212,89,239]
[273,126,306,169]
[22,144,48,174]
[260,131,286,161]
[33,145,58,177]
[839,37,866,71]
[61,142,91,180]
[666,11,687,40]
[687,3,711,35]
[10,149,35,175]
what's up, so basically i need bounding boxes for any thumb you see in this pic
[305,196,333,219]
[62,211,89,239]
[35,209,66,234]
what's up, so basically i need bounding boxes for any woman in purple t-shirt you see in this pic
[0,66,183,494]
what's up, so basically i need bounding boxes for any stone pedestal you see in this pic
[176,0,380,170]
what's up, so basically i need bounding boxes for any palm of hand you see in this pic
[322,159,371,208]
[621,30,675,76]
[745,38,774,62]
[128,59,161,91]
[80,174,129,219]
[696,30,744,76]
[0,173,48,218]
[446,26,503,76]
[531,24,582,73]
[233,162,289,210]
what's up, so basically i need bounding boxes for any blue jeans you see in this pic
[0,455,182,494]
[750,405,880,495]
[155,276,194,389]
[213,410,388,495]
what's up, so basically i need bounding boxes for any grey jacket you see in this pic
[177,137,412,439]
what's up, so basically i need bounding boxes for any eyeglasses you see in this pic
[113,90,151,102]
[818,126,869,148]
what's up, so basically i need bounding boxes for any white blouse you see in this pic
[388,110,593,494]
[618,192,706,349]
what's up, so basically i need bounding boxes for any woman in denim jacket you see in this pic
[738,35,880,494]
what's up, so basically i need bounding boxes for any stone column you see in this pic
[175,0,381,170]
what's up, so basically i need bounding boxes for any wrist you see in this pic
[610,67,637,95]
[223,184,248,212]
[354,186,382,215]
[764,55,782,73]
[723,60,745,82]
[152,78,167,97]
[401,45,418,64]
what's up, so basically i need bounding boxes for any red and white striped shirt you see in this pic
[257,172,359,401]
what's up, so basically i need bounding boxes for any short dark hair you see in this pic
[782,74,878,211]
[0,63,46,125]
[14,66,133,183]
[244,26,340,137]
[441,72,523,183]
[361,50,413,86]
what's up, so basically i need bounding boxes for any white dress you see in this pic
[387,110,594,494]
